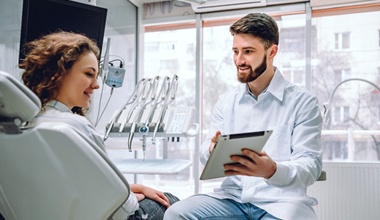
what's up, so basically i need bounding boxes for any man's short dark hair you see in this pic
[230,13,279,49]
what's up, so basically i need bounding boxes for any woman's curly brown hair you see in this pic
[19,31,100,115]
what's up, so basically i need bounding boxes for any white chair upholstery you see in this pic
[0,71,130,220]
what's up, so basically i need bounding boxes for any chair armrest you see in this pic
[317,170,327,181]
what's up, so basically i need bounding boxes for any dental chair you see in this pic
[0,71,130,220]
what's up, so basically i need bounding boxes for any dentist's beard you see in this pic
[237,54,267,83]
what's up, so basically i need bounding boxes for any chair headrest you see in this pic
[0,71,41,122]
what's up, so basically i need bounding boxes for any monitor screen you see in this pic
[19,0,108,64]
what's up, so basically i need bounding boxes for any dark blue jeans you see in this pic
[128,192,179,220]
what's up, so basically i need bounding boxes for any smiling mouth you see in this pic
[238,66,251,73]
[238,64,250,69]
[84,92,91,99]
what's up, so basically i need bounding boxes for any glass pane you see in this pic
[312,9,380,161]
[92,0,138,131]
[142,28,197,198]
[342,32,350,49]
[143,29,196,107]
[203,25,237,129]
[274,14,306,88]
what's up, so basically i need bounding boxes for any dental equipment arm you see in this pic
[127,77,160,155]
[152,75,178,144]
[126,79,154,152]
[118,79,149,133]
[104,78,146,140]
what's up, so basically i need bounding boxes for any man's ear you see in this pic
[268,44,278,58]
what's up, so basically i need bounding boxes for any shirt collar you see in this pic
[45,100,72,113]
[267,68,286,102]
[239,67,286,102]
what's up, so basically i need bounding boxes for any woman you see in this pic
[20,31,179,220]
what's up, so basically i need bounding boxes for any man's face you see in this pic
[232,34,268,83]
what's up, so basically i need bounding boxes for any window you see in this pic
[282,68,304,86]
[280,27,305,53]
[332,106,350,124]
[325,140,348,160]
[140,2,380,198]
[312,5,380,161]
[334,68,352,87]
[334,32,351,50]
[143,27,197,198]
[203,24,238,127]
[334,68,351,82]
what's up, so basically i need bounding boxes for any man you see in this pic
[164,13,323,220]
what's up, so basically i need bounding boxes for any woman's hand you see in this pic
[130,184,171,208]
[134,193,145,201]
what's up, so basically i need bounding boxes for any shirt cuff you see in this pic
[265,162,289,186]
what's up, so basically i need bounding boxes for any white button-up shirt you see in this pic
[200,68,323,220]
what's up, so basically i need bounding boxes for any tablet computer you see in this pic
[200,130,273,180]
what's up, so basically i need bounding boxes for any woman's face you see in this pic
[56,51,99,109]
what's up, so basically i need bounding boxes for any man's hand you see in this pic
[223,149,277,179]
[209,131,221,153]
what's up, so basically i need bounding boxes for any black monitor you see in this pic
[19,0,108,64]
